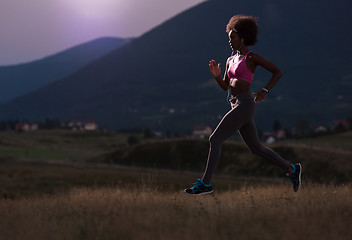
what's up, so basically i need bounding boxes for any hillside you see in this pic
[0,129,351,183]
[0,0,351,131]
[0,37,130,102]
[88,133,352,183]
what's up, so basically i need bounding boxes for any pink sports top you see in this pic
[227,51,254,84]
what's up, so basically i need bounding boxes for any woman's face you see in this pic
[228,30,242,51]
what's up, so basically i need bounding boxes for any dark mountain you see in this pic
[0,37,130,102]
[0,0,351,131]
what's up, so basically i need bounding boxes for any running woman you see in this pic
[184,15,301,195]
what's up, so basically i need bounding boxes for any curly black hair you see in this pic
[226,15,258,46]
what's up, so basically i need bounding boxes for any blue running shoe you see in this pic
[287,163,302,192]
[184,179,213,195]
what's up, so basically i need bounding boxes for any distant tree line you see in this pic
[1,116,351,143]
[0,118,65,131]
[270,117,352,140]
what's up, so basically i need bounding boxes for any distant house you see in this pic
[263,129,286,143]
[84,119,98,131]
[15,122,30,132]
[275,129,286,140]
[153,131,163,138]
[263,132,276,144]
[30,123,39,131]
[313,124,328,133]
[192,124,212,139]
[68,120,83,131]
[265,136,276,144]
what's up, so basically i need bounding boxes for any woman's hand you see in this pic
[209,60,221,79]
[253,90,268,103]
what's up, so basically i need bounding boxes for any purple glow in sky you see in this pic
[0,0,205,66]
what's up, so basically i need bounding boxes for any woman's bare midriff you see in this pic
[229,78,251,97]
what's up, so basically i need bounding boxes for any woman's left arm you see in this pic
[251,54,283,103]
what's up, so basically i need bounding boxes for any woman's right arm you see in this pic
[209,58,230,91]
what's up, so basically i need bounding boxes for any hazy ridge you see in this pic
[0,37,130,102]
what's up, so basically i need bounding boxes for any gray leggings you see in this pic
[202,92,292,183]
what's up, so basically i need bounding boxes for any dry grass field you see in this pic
[0,183,351,240]
[0,130,351,239]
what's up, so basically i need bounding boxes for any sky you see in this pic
[0,0,205,66]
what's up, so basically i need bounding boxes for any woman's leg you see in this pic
[202,105,251,184]
[239,120,292,172]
